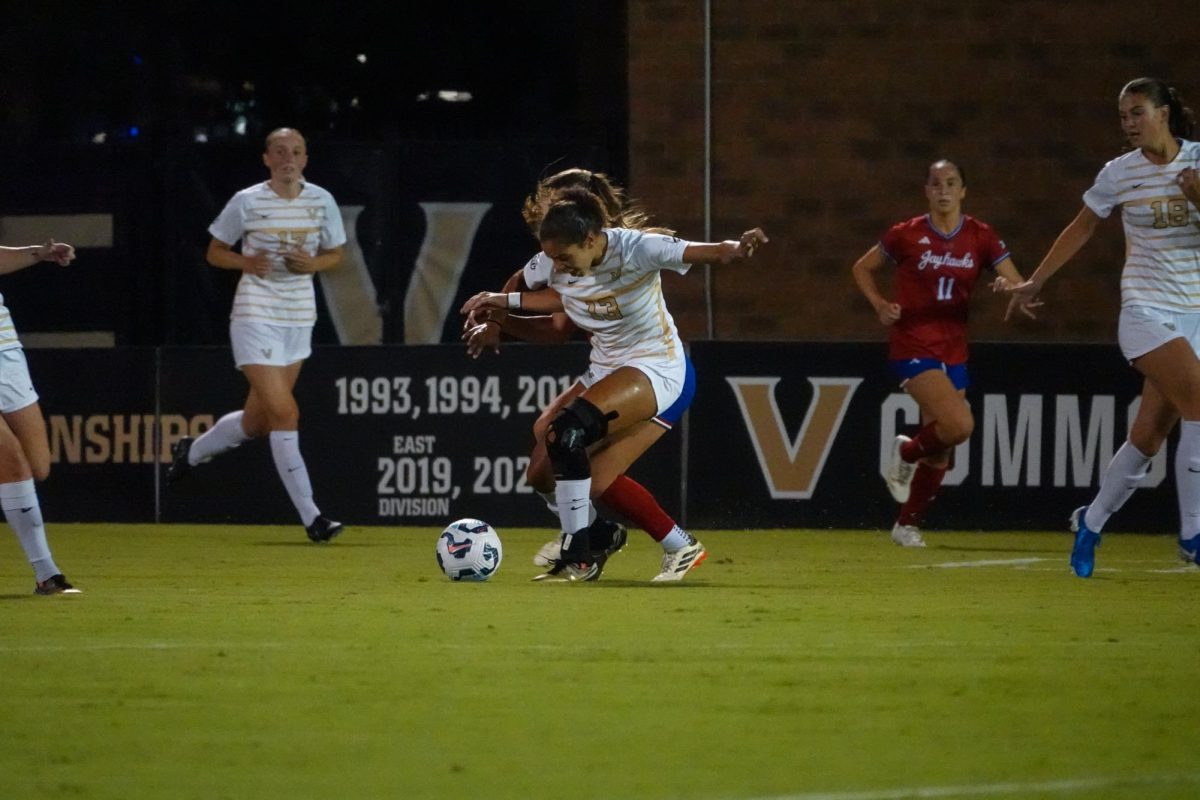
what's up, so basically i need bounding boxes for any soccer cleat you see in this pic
[165,436,194,485]
[1068,505,1101,578]
[1178,535,1200,566]
[890,523,926,548]
[34,574,81,595]
[532,518,627,582]
[884,435,917,503]
[563,561,602,581]
[651,540,707,582]
[589,518,628,557]
[305,515,344,543]
[532,539,563,568]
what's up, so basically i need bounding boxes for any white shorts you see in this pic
[1117,305,1200,362]
[230,320,312,368]
[581,355,687,416]
[0,348,39,413]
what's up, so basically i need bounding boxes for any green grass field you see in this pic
[2,525,1198,800]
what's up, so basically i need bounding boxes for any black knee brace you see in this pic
[546,397,610,480]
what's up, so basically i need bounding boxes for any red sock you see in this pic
[599,475,675,542]
[897,462,946,527]
[900,422,951,462]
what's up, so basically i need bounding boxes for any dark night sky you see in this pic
[0,3,626,146]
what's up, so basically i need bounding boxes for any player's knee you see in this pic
[546,397,609,480]
[268,404,300,431]
[30,460,50,482]
[939,414,973,446]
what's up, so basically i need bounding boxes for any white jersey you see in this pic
[0,294,20,352]
[208,180,346,327]
[1083,139,1200,311]
[523,228,691,370]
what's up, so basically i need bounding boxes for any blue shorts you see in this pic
[890,358,969,391]
[653,355,696,429]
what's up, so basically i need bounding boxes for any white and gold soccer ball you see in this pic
[436,518,503,581]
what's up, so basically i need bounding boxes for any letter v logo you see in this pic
[726,377,863,499]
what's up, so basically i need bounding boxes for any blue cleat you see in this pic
[1179,535,1200,566]
[1069,506,1101,578]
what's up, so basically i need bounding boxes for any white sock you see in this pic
[1084,440,1152,533]
[1,479,59,582]
[538,490,596,527]
[1176,421,1200,540]
[660,525,695,552]
[189,411,250,465]
[555,478,592,552]
[269,431,320,527]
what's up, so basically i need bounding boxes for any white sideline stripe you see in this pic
[0,641,287,653]
[912,557,1050,569]
[748,771,1200,800]
[910,557,1200,573]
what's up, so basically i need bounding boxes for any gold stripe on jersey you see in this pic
[230,309,318,323]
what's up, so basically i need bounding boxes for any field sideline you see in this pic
[2,525,1198,800]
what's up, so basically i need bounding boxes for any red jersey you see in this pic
[879,213,1010,363]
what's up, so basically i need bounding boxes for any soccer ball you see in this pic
[436,518,503,581]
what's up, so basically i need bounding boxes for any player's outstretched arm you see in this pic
[460,287,563,317]
[999,206,1101,301]
[682,227,768,264]
[0,239,75,274]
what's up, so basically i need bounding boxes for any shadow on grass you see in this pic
[546,579,724,589]
[251,541,384,548]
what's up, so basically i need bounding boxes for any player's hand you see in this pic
[876,301,901,326]
[282,248,318,274]
[1004,293,1044,321]
[241,252,272,278]
[992,275,1043,300]
[460,292,508,315]
[35,239,75,266]
[462,321,501,359]
[1177,167,1200,206]
[718,228,769,263]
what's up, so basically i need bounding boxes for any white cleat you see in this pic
[651,540,708,582]
[532,539,561,567]
[885,435,917,503]
[891,523,927,548]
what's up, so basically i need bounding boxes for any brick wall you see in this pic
[628,0,1200,344]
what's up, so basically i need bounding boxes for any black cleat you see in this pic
[306,515,344,543]
[533,519,627,582]
[589,518,628,557]
[35,574,81,595]
[166,437,194,485]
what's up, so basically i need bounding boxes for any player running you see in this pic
[997,78,1200,577]
[463,187,766,581]
[464,169,703,582]
[853,159,1036,547]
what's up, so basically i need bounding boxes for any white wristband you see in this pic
[506,292,522,310]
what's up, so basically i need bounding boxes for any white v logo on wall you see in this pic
[726,376,862,499]
[404,202,492,344]
[316,202,492,345]
[318,205,381,345]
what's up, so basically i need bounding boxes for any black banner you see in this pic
[686,341,1167,532]
[32,341,1172,532]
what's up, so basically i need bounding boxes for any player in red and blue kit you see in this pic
[852,159,1039,546]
